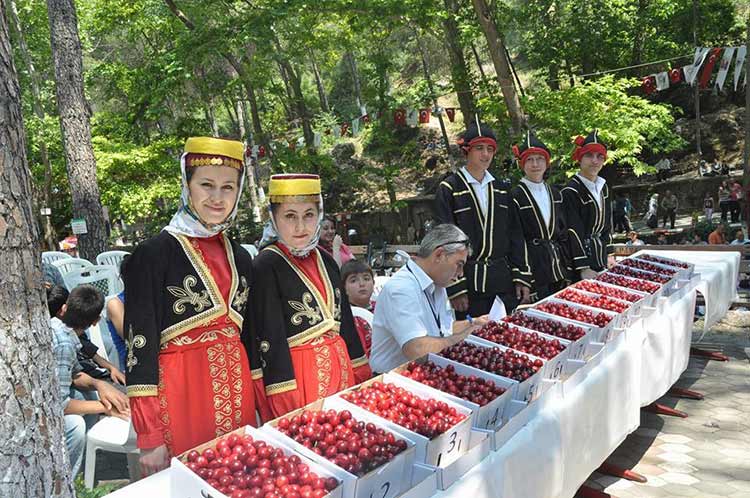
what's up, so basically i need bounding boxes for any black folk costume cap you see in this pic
[571,129,608,163]
[512,130,551,168]
[456,116,498,154]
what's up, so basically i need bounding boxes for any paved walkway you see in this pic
[582,310,750,497]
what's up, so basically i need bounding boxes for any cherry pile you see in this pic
[474,320,566,359]
[558,289,630,313]
[535,301,613,327]
[400,361,506,406]
[573,280,642,302]
[609,265,670,284]
[276,409,407,477]
[439,342,542,382]
[340,382,466,438]
[638,254,689,269]
[596,272,660,294]
[184,432,338,498]
[504,312,586,341]
[619,258,678,276]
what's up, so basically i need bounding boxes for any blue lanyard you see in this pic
[405,262,444,337]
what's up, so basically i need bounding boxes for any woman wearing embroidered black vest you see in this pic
[510,131,571,299]
[250,174,371,420]
[123,137,259,475]
[561,130,614,281]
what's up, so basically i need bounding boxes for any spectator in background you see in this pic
[708,224,727,244]
[718,180,731,222]
[730,229,749,245]
[661,190,678,229]
[341,259,375,357]
[613,191,632,233]
[624,192,634,220]
[105,292,127,370]
[646,193,659,229]
[656,233,669,245]
[47,285,69,319]
[626,231,644,246]
[43,261,65,289]
[703,192,714,222]
[730,181,743,223]
[691,232,708,245]
[406,222,416,244]
[319,215,354,267]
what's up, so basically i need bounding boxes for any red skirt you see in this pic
[290,334,356,404]
[158,326,256,455]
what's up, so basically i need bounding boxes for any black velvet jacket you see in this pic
[561,175,613,272]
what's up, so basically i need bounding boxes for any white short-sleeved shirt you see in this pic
[370,260,454,373]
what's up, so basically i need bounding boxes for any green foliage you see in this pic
[74,475,121,498]
[522,76,686,181]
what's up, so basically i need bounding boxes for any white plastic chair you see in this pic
[63,265,123,296]
[42,251,72,265]
[351,306,374,327]
[84,417,140,489]
[241,243,259,259]
[96,250,130,271]
[52,257,93,277]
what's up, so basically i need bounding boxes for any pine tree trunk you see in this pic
[416,34,451,156]
[629,0,649,74]
[47,0,108,261]
[470,42,489,85]
[236,99,261,223]
[442,0,476,123]
[470,0,525,133]
[744,11,750,228]
[346,51,366,115]
[309,49,329,113]
[8,0,57,250]
[0,6,75,496]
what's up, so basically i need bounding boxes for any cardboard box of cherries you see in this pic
[261,398,417,498]
[170,425,344,498]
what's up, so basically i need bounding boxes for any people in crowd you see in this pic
[704,192,714,222]
[730,181,743,223]
[123,137,258,475]
[718,180,731,222]
[562,130,613,281]
[660,189,678,229]
[370,224,486,373]
[691,232,708,245]
[47,284,69,319]
[105,291,127,370]
[435,122,531,315]
[43,261,66,289]
[626,231,644,246]
[708,224,727,244]
[645,193,659,229]
[51,285,130,478]
[613,191,632,233]
[656,233,669,245]
[250,174,370,421]
[319,215,354,267]
[730,229,749,245]
[341,259,375,356]
[510,131,571,299]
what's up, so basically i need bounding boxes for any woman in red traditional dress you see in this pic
[123,137,259,474]
[250,174,371,419]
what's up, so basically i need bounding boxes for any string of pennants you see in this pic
[246,105,463,158]
[641,46,747,95]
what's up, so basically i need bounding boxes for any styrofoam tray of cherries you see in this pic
[503,312,591,361]
[634,253,694,279]
[554,286,640,327]
[526,298,620,344]
[572,279,650,317]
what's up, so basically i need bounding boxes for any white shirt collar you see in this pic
[576,173,606,192]
[461,167,494,187]
[406,259,436,293]
[521,177,547,191]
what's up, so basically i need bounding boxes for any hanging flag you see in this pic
[654,72,670,91]
[340,122,350,136]
[669,67,683,85]
[258,145,266,158]
[362,114,371,124]
[686,47,710,85]
[406,108,418,127]
[698,48,722,89]
[394,108,406,126]
[313,132,322,148]
[715,47,736,91]
[445,108,456,122]
[734,45,746,91]
[418,108,431,124]
[245,145,252,158]
[351,118,360,136]
[641,75,656,95]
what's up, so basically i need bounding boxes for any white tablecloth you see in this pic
[106,282,702,498]
[632,249,740,331]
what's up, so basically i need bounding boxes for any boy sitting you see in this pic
[341,259,375,356]
[50,284,130,477]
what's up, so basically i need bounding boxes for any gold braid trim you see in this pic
[186,156,242,169]
[251,368,264,380]
[127,384,158,397]
[265,379,297,396]
[351,355,370,369]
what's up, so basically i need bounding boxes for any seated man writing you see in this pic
[370,224,487,373]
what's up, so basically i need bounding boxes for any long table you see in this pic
[106,252,732,498]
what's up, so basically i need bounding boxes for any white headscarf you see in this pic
[163,153,245,238]
[259,195,324,258]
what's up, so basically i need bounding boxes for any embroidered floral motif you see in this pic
[313,344,332,398]
[168,275,211,315]
[289,292,322,326]
[232,276,249,311]
[125,326,146,372]
[165,327,238,348]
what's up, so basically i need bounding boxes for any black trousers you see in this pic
[534,280,568,301]
[662,208,676,229]
[720,201,730,221]
[613,214,631,233]
[467,291,519,317]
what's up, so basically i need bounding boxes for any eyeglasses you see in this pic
[437,239,471,250]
